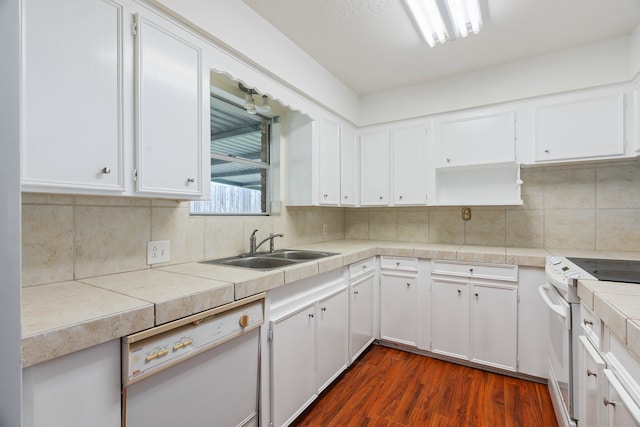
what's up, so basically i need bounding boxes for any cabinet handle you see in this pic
[321,307,327,312]
[101,167,111,174]
[603,398,619,407]
[587,369,597,377]
[583,319,594,326]
[308,314,314,319]
[187,177,195,183]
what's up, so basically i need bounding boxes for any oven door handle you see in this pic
[538,284,567,319]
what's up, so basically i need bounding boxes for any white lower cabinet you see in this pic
[379,257,419,347]
[431,279,469,358]
[430,261,518,371]
[348,258,376,362]
[269,284,348,427]
[22,340,121,427]
[578,335,606,427]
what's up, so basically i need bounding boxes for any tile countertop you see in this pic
[578,279,640,361]
[26,239,609,367]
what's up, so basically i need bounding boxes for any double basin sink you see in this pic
[201,249,339,271]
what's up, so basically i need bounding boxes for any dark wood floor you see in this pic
[291,344,558,427]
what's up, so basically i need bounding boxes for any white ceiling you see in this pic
[242,0,640,96]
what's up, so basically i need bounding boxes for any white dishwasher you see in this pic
[122,294,264,427]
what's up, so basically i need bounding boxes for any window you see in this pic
[191,94,275,215]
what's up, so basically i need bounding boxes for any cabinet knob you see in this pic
[399,195,403,200]
[321,307,327,312]
[446,158,451,163]
[457,289,462,295]
[239,314,250,328]
[406,282,411,287]
[544,149,550,154]
[354,291,359,295]
[603,398,619,407]
[379,196,383,200]
[308,314,314,319]
[475,293,479,298]
[396,262,400,267]
[586,369,597,377]
[323,194,328,198]
[583,319,593,326]
[187,177,195,183]
[101,167,111,174]
[469,268,474,273]
[344,195,348,199]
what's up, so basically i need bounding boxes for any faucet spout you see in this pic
[249,229,259,253]
[254,232,284,253]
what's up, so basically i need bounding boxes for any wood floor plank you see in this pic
[290,345,558,427]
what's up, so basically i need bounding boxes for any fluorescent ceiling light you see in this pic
[404,0,482,47]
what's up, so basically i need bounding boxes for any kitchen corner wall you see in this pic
[21,195,344,287]
[346,160,640,252]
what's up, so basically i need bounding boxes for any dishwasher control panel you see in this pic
[123,299,263,385]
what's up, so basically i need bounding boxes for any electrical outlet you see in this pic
[147,240,170,264]
[322,224,328,235]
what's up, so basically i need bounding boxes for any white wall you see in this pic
[360,36,632,125]
[629,23,640,78]
[0,0,23,425]
[150,0,360,124]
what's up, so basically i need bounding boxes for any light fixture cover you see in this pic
[404,0,482,47]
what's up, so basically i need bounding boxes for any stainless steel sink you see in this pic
[200,249,338,270]
[222,257,296,269]
[266,250,335,260]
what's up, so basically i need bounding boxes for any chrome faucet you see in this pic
[249,229,284,253]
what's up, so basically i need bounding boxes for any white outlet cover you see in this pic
[147,240,170,264]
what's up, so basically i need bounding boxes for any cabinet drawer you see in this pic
[349,257,376,279]
[432,260,517,281]
[580,302,602,349]
[380,256,418,272]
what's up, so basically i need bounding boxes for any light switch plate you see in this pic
[147,240,170,264]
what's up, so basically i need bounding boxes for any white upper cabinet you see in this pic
[360,128,390,206]
[133,8,206,198]
[533,88,626,163]
[21,0,209,199]
[22,0,126,194]
[340,126,357,206]
[434,108,516,168]
[392,122,429,205]
[318,116,341,205]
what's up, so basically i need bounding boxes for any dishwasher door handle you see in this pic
[538,284,568,320]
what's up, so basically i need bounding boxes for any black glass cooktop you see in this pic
[568,257,640,284]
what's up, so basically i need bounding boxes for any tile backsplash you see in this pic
[22,160,640,287]
[21,195,344,287]
[345,161,640,252]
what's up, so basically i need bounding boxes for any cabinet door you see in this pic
[22,0,125,194]
[380,273,417,346]
[471,284,517,370]
[317,289,348,392]
[578,336,606,427]
[134,11,204,198]
[534,93,624,162]
[604,369,640,427]
[270,305,317,427]
[436,111,515,167]
[392,123,428,205]
[431,280,469,359]
[340,126,357,206]
[318,117,341,205]
[350,273,374,362]
[360,129,389,205]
